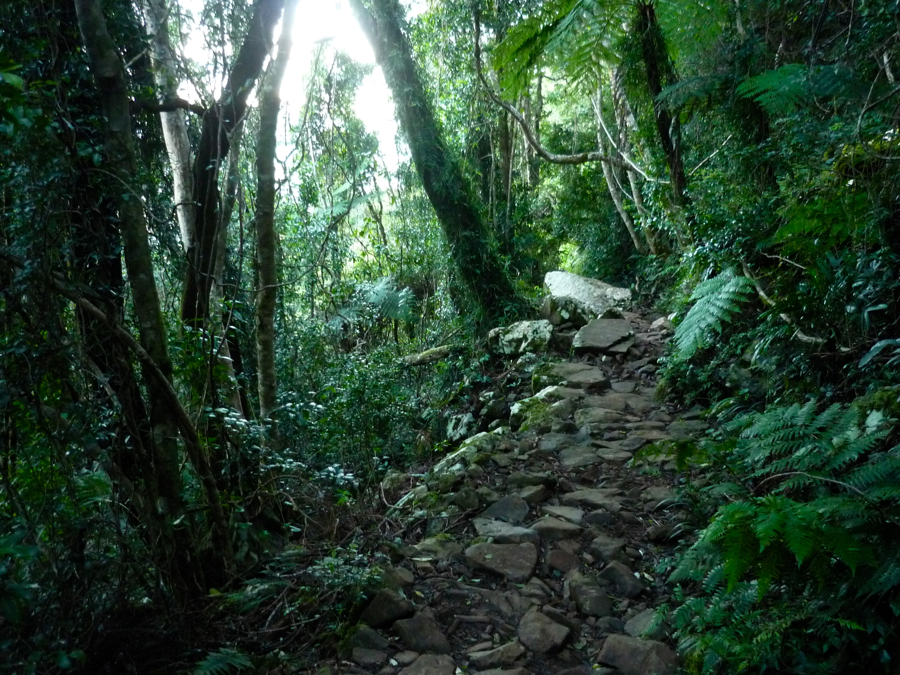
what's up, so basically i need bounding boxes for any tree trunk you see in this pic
[143,0,195,252]
[255,0,299,431]
[181,0,284,327]
[74,0,232,590]
[635,2,690,244]
[350,0,525,323]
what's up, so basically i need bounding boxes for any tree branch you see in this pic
[472,13,658,180]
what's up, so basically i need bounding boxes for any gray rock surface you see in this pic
[395,613,451,654]
[544,271,631,315]
[573,319,634,352]
[359,588,414,628]
[399,654,457,675]
[517,609,570,653]
[465,543,538,582]
[597,634,678,675]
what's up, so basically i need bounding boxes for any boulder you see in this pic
[399,654,456,675]
[488,320,554,355]
[573,319,634,353]
[395,614,451,654]
[517,608,570,653]
[544,271,631,315]
[540,294,594,328]
[465,543,538,582]
[597,635,678,675]
[359,588,415,628]
[446,413,476,442]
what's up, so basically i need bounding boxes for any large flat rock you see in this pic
[573,319,634,352]
[544,271,631,315]
[465,543,538,582]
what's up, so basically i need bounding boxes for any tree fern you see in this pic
[674,269,755,359]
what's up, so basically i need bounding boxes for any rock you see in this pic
[395,651,421,666]
[542,505,584,524]
[488,320,554,355]
[537,432,578,453]
[589,534,627,563]
[547,548,581,573]
[625,608,667,641]
[573,319,634,353]
[465,543,538,582]
[480,495,530,524]
[540,294,595,328]
[382,566,415,589]
[597,635,678,675]
[345,625,390,652]
[641,486,675,509]
[481,398,509,421]
[508,471,552,488]
[395,614,451,654]
[574,408,624,426]
[594,447,634,464]
[599,561,645,598]
[449,487,480,511]
[533,362,611,393]
[468,641,526,669]
[352,648,387,666]
[473,518,540,545]
[509,397,554,433]
[561,489,624,513]
[582,510,617,527]
[415,536,463,561]
[399,654,456,675]
[570,581,613,618]
[646,524,674,542]
[559,445,602,468]
[519,484,550,504]
[530,517,582,542]
[472,669,531,675]
[447,413,476,442]
[517,609,570,653]
[360,588,415,628]
[544,271,631,315]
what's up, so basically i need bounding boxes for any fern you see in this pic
[193,648,252,675]
[674,269,755,359]
[670,397,900,672]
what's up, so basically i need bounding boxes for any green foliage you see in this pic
[670,399,900,673]
[193,648,252,675]
[674,270,755,359]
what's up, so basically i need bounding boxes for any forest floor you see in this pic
[310,310,702,675]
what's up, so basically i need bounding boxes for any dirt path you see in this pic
[318,311,700,675]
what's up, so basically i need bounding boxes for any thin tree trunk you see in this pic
[74,0,232,589]
[181,0,284,327]
[143,0,195,252]
[255,0,299,431]
[636,2,691,245]
[350,0,525,323]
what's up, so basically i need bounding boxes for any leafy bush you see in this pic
[670,399,900,673]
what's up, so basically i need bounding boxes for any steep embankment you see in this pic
[321,280,705,675]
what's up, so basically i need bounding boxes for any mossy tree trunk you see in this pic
[74,0,233,592]
[350,0,526,324]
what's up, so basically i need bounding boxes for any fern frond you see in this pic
[737,64,808,117]
[674,270,755,359]
[193,648,252,675]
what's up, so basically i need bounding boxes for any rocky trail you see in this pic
[315,277,704,675]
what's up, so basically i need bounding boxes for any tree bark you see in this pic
[181,0,284,327]
[350,0,525,323]
[74,0,233,589]
[636,2,690,244]
[143,0,195,252]
[255,0,299,430]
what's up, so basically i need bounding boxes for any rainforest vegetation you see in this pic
[2,0,900,672]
